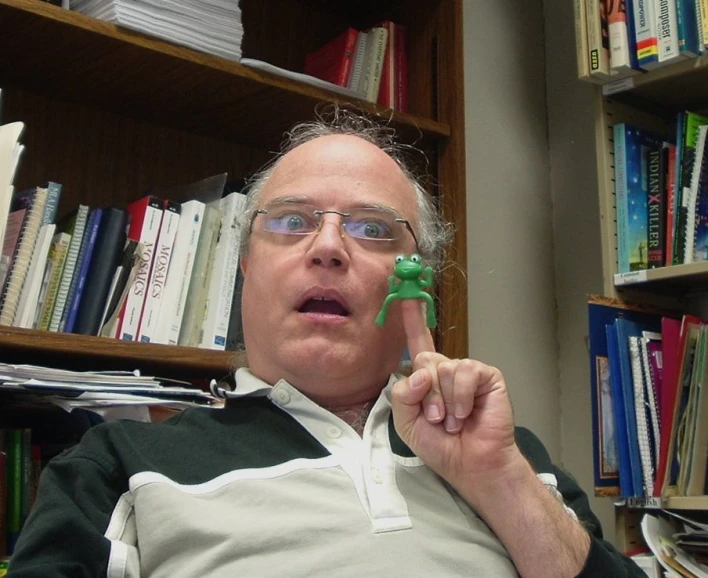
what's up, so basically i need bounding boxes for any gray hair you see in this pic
[239,108,453,268]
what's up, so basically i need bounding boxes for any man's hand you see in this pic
[391,300,524,499]
[391,300,592,577]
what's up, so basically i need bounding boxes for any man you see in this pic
[9,111,643,577]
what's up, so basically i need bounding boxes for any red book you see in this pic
[304,27,358,87]
[653,315,700,496]
[665,143,677,266]
[394,23,409,112]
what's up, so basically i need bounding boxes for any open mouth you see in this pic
[297,297,350,317]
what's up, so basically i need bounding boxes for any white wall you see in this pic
[463,0,560,459]
[462,0,617,544]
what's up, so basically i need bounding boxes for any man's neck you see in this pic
[327,400,376,436]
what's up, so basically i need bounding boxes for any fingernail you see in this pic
[444,415,460,433]
[425,405,441,422]
[454,404,466,419]
[410,371,424,389]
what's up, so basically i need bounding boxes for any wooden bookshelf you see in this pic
[0,0,468,380]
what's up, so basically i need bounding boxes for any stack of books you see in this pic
[302,21,409,110]
[69,0,243,61]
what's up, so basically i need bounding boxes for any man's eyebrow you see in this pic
[266,196,310,206]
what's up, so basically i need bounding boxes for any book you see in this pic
[361,26,388,103]
[98,239,143,338]
[115,196,163,341]
[34,232,72,331]
[676,0,701,56]
[665,142,678,265]
[614,123,665,273]
[655,0,684,65]
[587,0,613,78]
[14,223,56,329]
[152,199,205,345]
[48,205,90,332]
[394,22,408,112]
[687,125,708,262]
[575,0,591,78]
[0,186,49,326]
[303,27,358,87]
[347,30,369,94]
[684,325,708,495]
[62,208,103,334]
[73,207,128,336]
[225,266,245,351]
[137,200,181,343]
[0,122,25,257]
[646,142,666,268]
[199,191,246,350]
[633,0,660,68]
[376,21,396,109]
[177,200,221,347]
[607,0,639,73]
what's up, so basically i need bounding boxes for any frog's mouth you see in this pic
[298,297,350,317]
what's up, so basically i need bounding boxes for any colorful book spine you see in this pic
[608,0,636,72]
[676,0,701,55]
[655,0,683,63]
[646,143,665,268]
[634,0,660,68]
[303,27,358,87]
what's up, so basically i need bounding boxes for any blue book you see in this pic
[614,123,664,273]
[615,316,662,497]
[676,0,700,56]
[63,208,103,333]
[606,322,634,498]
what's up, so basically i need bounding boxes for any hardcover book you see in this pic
[304,27,358,87]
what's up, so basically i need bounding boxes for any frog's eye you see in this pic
[395,255,405,263]
[410,254,421,263]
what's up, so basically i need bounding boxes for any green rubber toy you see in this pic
[375,254,436,328]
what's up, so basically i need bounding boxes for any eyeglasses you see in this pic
[249,202,420,251]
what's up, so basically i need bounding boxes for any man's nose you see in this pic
[306,215,350,268]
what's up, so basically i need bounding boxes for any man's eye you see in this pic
[269,212,312,233]
[349,219,392,239]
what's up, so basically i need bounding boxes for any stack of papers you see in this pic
[0,363,218,414]
[642,512,708,577]
[69,0,243,61]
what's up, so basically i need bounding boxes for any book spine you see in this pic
[655,0,682,62]
[117,196,163,341]
[587,0,613,77]
[647,144,665,268]
[395,24,408,112]
[666,143,677,263]
[364,27,388,102]
[137,200,181,343]
[154,200,204,345]
[614,124,630,273]
[199,192,246,349]
[177,202,221,347]
[676,0,701,54]
[634,0,660,67]
[348,31,369,93]
[49,205,89,332]
[64,209,103,334]
[575,0,591,78]
[607,0,633,71]
[35,233,71,331]
[0,187,49,326]
[14,223,56,329]
[42,181,62,225]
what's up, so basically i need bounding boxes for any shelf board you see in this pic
[614,262,708,295]
[590,55,708,114]
[0,0,450,149]
[624,496,708,510]
[0,326,245,379]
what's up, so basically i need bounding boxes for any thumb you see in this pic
[390,369,431,439]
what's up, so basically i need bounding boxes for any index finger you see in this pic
[401,299,436,362]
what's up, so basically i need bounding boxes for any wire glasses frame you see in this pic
[248,202,420,252]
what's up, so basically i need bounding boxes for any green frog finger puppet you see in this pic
[375,253,436,328]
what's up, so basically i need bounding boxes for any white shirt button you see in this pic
[371,468,383,484]
[273,390,291,405]
[327,426,342,438]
